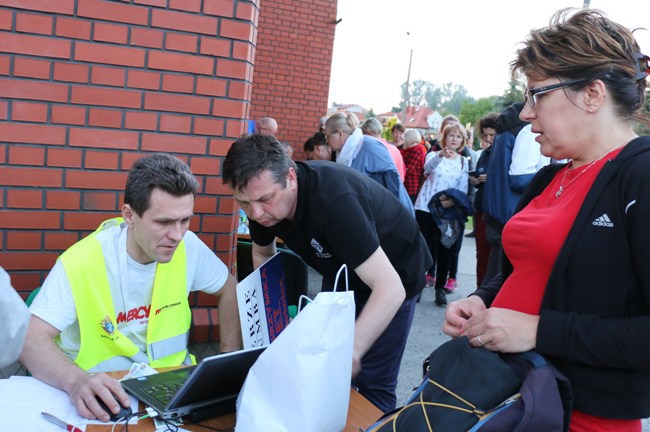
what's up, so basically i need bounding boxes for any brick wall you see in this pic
[0,0,258,304]
[250,0,337,160]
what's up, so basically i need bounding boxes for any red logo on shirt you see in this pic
[116,305,151,324]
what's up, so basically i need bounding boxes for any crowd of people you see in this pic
[1,7,649,431]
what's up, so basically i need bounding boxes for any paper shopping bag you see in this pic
[236,265,355,432]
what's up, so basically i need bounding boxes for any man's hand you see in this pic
[69,373,130,421]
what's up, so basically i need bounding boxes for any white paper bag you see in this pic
[236,265,355,432]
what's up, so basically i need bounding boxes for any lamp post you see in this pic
[403,32,413,122]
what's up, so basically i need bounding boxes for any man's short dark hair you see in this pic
[303,132,327,152]
[124,153,199,216]
[479,112,499,133]
[222,134,296,192]
[391,123,405,133]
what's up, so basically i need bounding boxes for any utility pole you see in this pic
[403,32,412,122]
[583,0,590,7]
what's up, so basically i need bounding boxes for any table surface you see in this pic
[87,370,382,432]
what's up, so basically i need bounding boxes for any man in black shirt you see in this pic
[222,134,432,412]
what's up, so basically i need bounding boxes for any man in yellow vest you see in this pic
[20,154,242,422]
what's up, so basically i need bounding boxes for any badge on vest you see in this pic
[101,315,116,336]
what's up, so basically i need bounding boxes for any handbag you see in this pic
[236,265,355,432]
[366,337,572,432]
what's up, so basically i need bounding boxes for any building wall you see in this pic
[0,0,258,305]
[249,0,337,160]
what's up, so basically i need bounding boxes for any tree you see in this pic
[400,79,434,109]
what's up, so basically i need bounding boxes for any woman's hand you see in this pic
[461,307,539,353]
[439,147,453,158]
[443,295,486,337]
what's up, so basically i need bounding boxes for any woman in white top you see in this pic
[414,123,469,306]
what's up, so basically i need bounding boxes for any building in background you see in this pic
[0,0,338,308]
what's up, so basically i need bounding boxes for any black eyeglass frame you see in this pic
[524,78,588,107]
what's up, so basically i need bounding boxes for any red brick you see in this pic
[166,33,198,53]
[0,9,12,30]
[215,233,235,254]
[220,19,254,41]
[225,118,246,137]
[204,176,231,194]
[6,189,43,209]
[121,153,142,170]
[141,132,207,154]
[12,101,48,122]
[77,0,148,26]
[189,156,219,175]
[193,195,217,213]
[16,12,53,35]
[0,33,71,58]
[196,76,226,96]
[11,273,43,292]
[208,137,233,157]
[232,40,254,62]
[53,62,89,83]
[0,251,59,271]
[0,55,9,75]
[0,100,7,119]
[69,128,139,150]
[88,108,122,128]
[55,17,91,39]
[13,57,51,79]
[235,1,257,22]
[170,0,201,12]
[212,99,246,118]
[151,9,217,35]
[63,211,119,230]
[160,114,191,133]
[126,70,160,90]
[193,290,219,307]
[8,145,45,166]
[47,148,82,168]
[203,0,235,17]
[71,86,141,109]
[6,231,42,249]
[130,27,164,49]
[227,80,250,100]
[0,211,61,229]
[189,307,220,342]
[0,143,4,163]
[93,22,128,44]
[0,0,74,15]
[0,78,68,102]
[46,190,81,209]
[148,51,214,75]
[51,105,86,125]
[162,74,194,94]
[193,117,224,135]
[0,123,66,145]
[65,170,127,190]
[134,0,166,6]
[75,42,145,68]
[85,150,119,170]
[199,37,230,57]
[218,197,237,214]
[201,215,235,233]
[216,58,248,79]
[144,92,210,114]
[91,65,126,86]
[44,231,79,250]
[82,191,119,210]
[125,111,157,130]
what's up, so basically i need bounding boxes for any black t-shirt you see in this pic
[249,161,432,302]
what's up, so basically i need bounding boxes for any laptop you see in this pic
[121,346,266,421]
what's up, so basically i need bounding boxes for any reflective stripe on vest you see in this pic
[60,217,194,372]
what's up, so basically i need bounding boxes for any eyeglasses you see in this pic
[524,78,587,107]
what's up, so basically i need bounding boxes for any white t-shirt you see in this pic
[414,152,469,212]
[30,222,228,363]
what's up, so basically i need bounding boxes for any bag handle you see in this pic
[333,264,349,293]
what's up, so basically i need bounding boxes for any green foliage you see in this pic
[382,116,400,141]
[367,108,376,118]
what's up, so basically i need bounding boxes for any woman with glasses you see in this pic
[443,8,650,431]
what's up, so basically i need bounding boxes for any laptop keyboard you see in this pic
[144,382,184,406]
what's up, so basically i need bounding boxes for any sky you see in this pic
[327,0,650,114]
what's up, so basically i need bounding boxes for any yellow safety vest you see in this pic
[59,218,194,372]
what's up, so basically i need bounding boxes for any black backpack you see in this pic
[364,337,572,432]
